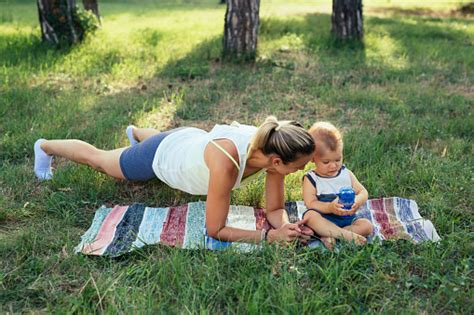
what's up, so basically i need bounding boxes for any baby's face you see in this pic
[313,146,343,177]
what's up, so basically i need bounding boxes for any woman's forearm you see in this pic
[214,226,264,243]
[265,208,290,229]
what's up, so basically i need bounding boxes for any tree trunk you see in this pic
[223,0,260,60]
[37,0,84,46]
[82,0,101,22]
[331,0,363,40]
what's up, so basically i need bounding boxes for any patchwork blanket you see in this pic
[75,197,441,257]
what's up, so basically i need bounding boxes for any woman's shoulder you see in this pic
[204,139,240,172]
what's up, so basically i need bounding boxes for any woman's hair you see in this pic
[250,116,315,164]
[308,121,343,154]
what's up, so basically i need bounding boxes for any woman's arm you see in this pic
[264,169,289,227]
[264,169,311,241]
[204,141,304,243]
[204,141,262,242]
[206,161,264,242]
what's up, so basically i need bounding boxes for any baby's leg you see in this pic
[40,139,126,180]
[303,210,366,245]
[344,218,373,237]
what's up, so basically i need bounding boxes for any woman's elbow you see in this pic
[207,227,221,239]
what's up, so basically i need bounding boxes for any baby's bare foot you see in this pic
[321,236,336,251]
[342,230,366,245]
[353,234,367,245]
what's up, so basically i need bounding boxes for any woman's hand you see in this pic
[266,218,313,244]
[297,218,314,244]
[267,223,302,243]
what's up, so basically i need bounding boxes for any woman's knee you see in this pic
[95,149,126,179]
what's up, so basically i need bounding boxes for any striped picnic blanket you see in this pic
[75,197,441,257]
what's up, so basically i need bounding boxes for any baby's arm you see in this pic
[348,170,368,211]
[303,177,347,216]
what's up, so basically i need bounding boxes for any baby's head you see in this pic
[308,122,343,177]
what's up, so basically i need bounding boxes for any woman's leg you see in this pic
[40,140,126,179]
[127,126,160,143]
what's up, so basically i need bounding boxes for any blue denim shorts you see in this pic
[303,209,356,228]
[119,127,186,181]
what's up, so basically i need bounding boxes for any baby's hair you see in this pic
[308,121,343,153]
[250,116,315,164]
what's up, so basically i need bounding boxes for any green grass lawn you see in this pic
[1,0,473,312]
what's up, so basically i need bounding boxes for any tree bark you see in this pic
[82,0,101,22]
[223,0,260,60]
[332,0,363,40]
[37,0,84,45]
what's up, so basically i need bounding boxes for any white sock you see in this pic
[34,139,53,180]
[126,125,138,146]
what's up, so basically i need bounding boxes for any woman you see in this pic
[34,117,315,244]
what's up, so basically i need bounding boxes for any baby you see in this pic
[302,122,373,250]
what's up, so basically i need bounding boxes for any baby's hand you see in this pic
[328,198,355,216]
[350,201,361,212]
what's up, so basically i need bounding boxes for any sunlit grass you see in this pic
[1,0,472,313]
[365,32,410,70]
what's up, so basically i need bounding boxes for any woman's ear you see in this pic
[271,156,283,167]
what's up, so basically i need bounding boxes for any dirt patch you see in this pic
[445,84,474,99]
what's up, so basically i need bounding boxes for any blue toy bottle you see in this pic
[338,187,355,210]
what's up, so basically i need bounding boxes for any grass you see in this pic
[1,0,473,312]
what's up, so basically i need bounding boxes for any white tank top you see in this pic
[305,166,352,202]
[152,122,258,195]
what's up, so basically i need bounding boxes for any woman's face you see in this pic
[273,154,312,176]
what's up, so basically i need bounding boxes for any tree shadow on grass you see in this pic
[4,7,473,217]
[4,10,471,159]
[0,32,65,69]
[2,12,473,311]
[260,13,367,67]
[259,11,472,78]
[0,30,140,77]
[146,12,468,128]
[160,36,222,80]
[153,13,367,123]
[367,15,473,138]
[367,15,472,75]
[257,11,471,93]
[157,34,282,123]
